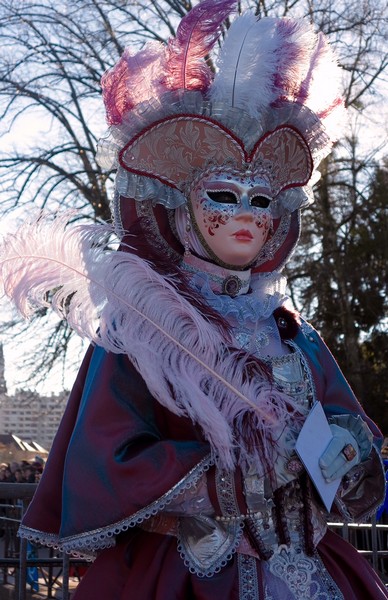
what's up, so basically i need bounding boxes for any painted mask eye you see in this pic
[207,191,238,204]
[250,195,271,208]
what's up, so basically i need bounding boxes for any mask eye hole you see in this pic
[250,195,271,208]
[207,191,238,204]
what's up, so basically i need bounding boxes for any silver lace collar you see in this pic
[181,255,289,326]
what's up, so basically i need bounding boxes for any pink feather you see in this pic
[163,0,237,91]
[271,19,316,103]
[101,42,164,126]
[271,21,346,140]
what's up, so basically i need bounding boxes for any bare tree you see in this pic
[0,0,386,397]
[286,148,388,424]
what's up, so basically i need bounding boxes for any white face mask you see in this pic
[189,173,273,268]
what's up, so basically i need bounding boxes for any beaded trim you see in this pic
[215,509,271,524]
[216,469,241,518]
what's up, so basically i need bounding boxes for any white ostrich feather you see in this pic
[210,14,280,119]
[0,213,302,472]
[297,32,346,140]
[271,19,346,141]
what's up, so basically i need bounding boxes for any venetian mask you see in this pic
[188,173,273,269]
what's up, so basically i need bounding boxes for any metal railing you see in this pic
[328,520,388,581]
[0,484,87,599]
[1,483,387,599]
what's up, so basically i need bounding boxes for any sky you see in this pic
[0,114,88,395]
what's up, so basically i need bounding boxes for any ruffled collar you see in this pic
[182,254,251,297]
[181,255,288,326]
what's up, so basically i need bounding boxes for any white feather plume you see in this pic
[296,31,346,141]
[0,213,303,472]
[210,14,345,144]
[210,14,280,119]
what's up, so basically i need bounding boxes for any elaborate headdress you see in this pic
[97,0,345,271]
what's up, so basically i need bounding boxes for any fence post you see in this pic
[62,553,70,600]
[371,514,378,571]
[18,536,27,600]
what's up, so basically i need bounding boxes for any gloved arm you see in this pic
[319,414,373,483]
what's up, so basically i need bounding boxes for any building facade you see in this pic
[0,344,68,450]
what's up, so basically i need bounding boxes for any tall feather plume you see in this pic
[271,19,316,104]
[101,42,165,126]
[210,14,280,119]
[270,19,345,141]
[0,213,303,473]
[163,0,237,91]
[296,32,346,141]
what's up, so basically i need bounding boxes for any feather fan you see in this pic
[0,213,303,473]
[163,0,237,91]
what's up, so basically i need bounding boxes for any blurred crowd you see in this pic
[0,457,45,484]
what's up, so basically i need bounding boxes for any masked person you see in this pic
[2,2,386,598]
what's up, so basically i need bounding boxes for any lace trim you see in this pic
[16,526,96,558]
[177,518,244,578]
[189,271,288,326]
[267,547,344,600]
[181,256,251,297]
[19,455,214,558]
[176,465,245,577]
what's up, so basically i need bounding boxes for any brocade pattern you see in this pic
[238,554,260,600]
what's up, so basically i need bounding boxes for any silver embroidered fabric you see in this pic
[262,548,344,600]
[235,330,335,599]
[267,349,312,411]
[178,515,243,578]
[237,541,344,600]
[238,554,260,600]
